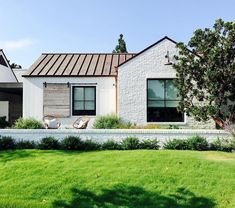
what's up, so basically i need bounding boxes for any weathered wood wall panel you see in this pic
[43,83,70,117]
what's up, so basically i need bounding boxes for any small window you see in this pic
[147,79,184,122]
[72,86,96,116]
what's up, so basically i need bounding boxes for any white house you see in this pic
[22,37,215,128]
[0,50,26,123]
[22,53,135,127]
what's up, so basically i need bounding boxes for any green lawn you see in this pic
[0,150,234,208]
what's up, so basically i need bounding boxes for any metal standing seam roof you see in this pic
[23,53,136,77]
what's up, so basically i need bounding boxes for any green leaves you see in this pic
[174,19,235,124]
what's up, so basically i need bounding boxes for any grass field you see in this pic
[0,150,234,208]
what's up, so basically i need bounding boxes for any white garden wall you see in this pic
[23,77,116,128]
[0,129,229,147]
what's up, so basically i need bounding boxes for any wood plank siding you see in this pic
[43,83,70,117]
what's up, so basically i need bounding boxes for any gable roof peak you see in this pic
[118,36,178,67]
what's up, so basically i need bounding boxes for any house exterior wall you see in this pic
[13,69,27,83]
[0,51,17,83]
[118,39,215,129]
[0,91,22,123]
[23,77,116,127]
[0,64,17,82]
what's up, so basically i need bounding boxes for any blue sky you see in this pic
[0,0,234,68]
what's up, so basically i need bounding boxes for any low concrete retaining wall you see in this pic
[0,129,230,145]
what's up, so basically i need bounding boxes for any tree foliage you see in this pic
[173,19,235,126]
[113,34,128,53]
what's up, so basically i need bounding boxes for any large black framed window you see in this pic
[147,79,184,122]
[72,86,96,116]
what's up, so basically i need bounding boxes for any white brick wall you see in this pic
[118,38,215,129]
[0,129,229,146]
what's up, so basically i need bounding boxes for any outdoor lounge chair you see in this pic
[43,115,61,129]
[73,116,90,129]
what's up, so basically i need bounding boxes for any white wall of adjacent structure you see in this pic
[23,77,116,127]
[0,51,17,83]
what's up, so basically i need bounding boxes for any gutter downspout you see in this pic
[115,66,118,114]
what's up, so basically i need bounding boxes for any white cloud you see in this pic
[0,39,35,50]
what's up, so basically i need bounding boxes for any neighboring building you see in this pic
[21,36,214,128]
[0,50,26,123]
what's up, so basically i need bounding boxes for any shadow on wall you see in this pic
[53,184,216,208]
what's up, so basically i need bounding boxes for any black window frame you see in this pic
[72,86,96,116]
[147,79,184,122]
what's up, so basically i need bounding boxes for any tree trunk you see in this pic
[211,115,225,129]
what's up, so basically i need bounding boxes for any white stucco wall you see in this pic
[118,38,215,129]
[23,77,116,128]
[0,101,9,121]
[0,51,17,83]
[13,69,27,83]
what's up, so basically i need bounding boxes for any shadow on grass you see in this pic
[0,150,91,162]
[0,150,35,162]
[53,184,216,208]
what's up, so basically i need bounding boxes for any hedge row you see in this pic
[0,135,234,152]
[0,136,159,151]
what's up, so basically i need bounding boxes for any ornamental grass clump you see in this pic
[93,114,121,129]
[12,118,43,129]
[121,137,140,150]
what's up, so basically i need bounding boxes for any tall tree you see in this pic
[173,19,235,128]
[113,34,128,53]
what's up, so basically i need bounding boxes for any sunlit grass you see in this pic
[0,150,234,208]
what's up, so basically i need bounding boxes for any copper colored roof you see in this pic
[24,53,136,77]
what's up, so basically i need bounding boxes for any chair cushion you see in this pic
[75,120,86,129]
[45,118,58,129]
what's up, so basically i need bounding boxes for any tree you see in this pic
[10,63,22,69]
[173,19,235,128]
[113,34,128,53]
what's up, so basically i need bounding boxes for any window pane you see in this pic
[74,87,84,100]
[148,80,164,100]
[85,88,95,100]
[148,100,164,107]
[147,107,184,122]
[85,101,95,110]
[74,101,84,110]
[165,80,179,100]
[166,100,179,107]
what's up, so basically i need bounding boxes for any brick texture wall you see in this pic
[118,38,215,129]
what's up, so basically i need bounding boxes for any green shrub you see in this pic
[83,139,101,151]
[163,139,188,150]
[93,114,121,129]
[38,137,60,150]
[16,140,36,149]
[210,138,235,152]
[60,136,83,150]
[139,139,160,150]
[168,124,180,129]
[186,136,209,151]
[164,136,209,151]
[12,118,43,129]
[121,137,140,150]
[102,140,122,150]
[0,136,16,150]
[0,116,9,129]
[117,122,132,129]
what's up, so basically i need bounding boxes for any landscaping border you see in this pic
[0,129,229,145]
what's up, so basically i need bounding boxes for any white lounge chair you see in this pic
[73,117,90,129]
[43,115,61,129]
